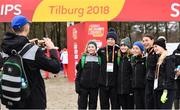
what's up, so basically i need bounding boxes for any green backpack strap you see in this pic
[117,50,121,66]
[81,54,86,69]
[98,56,101,65]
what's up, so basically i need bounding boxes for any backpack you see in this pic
[81,54,101,69]
[0,43,33,107]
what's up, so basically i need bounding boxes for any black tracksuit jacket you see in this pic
[97,45,119,87]
[75,54,100,91]
[117,53,132,94]
[155,56,176,91]
[131,56,146,89]
[146,47,159,80]
[1,32,60,109]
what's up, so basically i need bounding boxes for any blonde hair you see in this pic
[155,50,168,78]
[118,48,132,58]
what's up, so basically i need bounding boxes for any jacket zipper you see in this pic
[106,66,108,86]
[134,62,137,88]
[90,62,93,85]
[121,57,124,93]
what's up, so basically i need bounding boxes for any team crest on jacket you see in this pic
[101,50,105,53]
[8,67,13,73]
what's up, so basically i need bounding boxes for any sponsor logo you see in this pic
[88,24,104,37]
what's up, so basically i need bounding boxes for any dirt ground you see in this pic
[45,72,78,109]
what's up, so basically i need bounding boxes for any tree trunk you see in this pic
[57,22,61,49]
[127,22,131,37]
[42,23,46,37]
[3,23,7,32]
[165,22,168,41]
[155,22,159,38]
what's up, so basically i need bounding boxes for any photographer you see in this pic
[1,15,60,109]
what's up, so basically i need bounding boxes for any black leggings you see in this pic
[134,88,145,109]
[78,88,98,109]
[99,86,118,109]
[145,80,154,109]
[117,94,134,109]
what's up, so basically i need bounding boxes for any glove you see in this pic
[160,89,168,103]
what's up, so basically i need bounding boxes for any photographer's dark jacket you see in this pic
[75,54,100,93]
[155,56,176,90]
[1,32,60,109]
[97,45,119,87]
[131,56,146,89]
[146,47,159,80]
[117,52,133,94]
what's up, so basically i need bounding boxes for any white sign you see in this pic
[166,43,179,55]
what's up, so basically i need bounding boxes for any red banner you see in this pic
[114,0,180,21]
[67,22,107,82]
[0,0,41,22]
[0,0,180,22]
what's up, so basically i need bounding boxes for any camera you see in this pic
[29,38,46,47]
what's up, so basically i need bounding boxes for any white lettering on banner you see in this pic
[0,4,22,15]
[170,2,180,18]
[5,5,14,15]
[14,4,22,15]
[0,4,4,15]
[74,42,78,74]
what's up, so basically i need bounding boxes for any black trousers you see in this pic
[174,99,180,109]
[99,86,118,109]
[117,94,134,109]
[174,79,180,109]
[78,88,98,109]
[154,90,174,109]
[134,88,145,109]
[145,80,154,109]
